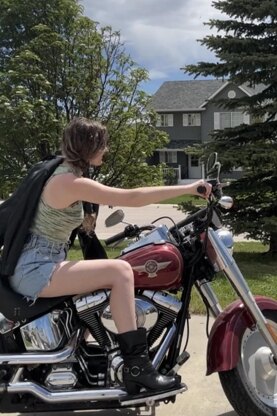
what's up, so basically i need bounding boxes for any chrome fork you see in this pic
[208,227,277,359]
[194,279,223,318]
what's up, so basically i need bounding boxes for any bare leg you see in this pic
[38,259,137,334]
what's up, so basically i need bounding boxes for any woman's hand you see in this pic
[189,180,212,199]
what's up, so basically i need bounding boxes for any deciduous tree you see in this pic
[0,0,166,197]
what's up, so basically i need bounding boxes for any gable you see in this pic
[151,80,266,111]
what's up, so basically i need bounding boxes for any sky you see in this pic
[81,0,223,94]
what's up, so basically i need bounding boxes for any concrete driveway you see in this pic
[96,203,249,243]
[96,203,187,240]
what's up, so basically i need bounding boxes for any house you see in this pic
[150,80,265,182]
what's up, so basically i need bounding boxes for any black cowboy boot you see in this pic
[117,327,179,395]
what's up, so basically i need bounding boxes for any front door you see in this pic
[188,155,202,179]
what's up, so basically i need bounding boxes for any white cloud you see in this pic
[148,69,168,81]
[81,0,222,91]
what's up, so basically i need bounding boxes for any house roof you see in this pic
[151,79,266,111]
[166,140,198,149]
[156,140,198,150]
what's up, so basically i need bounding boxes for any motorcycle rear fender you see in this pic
[207,296,277,375]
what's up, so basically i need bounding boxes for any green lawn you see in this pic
[68,241,276,315]
[190,242,277,314]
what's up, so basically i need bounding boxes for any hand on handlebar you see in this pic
[192,180,213,199]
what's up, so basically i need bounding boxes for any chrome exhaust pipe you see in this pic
[7,381,126,403]
[0,330,79,365]
[6,368,185,405]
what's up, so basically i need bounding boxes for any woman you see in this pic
[10,117,212,395]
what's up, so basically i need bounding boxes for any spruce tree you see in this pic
[184,0,277,253]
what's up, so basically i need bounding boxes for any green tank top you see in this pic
[30,163,84,243]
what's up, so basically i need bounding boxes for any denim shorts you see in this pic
[9,233,69,302]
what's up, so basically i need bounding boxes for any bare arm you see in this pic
[43,173,212,209]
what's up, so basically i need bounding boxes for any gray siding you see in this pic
[201,84,247,141]
[151,80,265,180]
[156,112,201,143]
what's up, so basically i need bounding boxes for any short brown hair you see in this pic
[61,117,108,172]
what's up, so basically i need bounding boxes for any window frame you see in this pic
[159,150,177,164]
[157,113,174,127]
[183,113,201,127]
[214,111,249,129]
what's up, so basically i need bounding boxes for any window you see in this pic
[159,151,177,163]
[214,112,250,129]
[228,90,236,99]
[190,156,199,167]
[183,113,201,126]
[167,152,177,163]
[157,114,174,127]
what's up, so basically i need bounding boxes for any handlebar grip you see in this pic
[104,231,126,246]
[197,185,207,195]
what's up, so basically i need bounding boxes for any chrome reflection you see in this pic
[218,196,234,210]
[143,290,182,314]
[20,311,64,351]
[0,329,79,365]
[45,364,78,389]
[101,297,158,334]
[74,291,108,313]
[121,225,172,255]
[216,229,234,255]
[0,313,19,334]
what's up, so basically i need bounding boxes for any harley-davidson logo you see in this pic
[132,260,171,278]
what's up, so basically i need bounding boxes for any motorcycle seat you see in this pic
[0,278,70,322]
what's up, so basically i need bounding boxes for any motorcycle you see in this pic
[0,153,276,415]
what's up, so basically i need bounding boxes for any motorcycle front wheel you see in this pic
[219,310,277,416]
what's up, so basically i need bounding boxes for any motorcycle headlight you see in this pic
[215,229,234,255]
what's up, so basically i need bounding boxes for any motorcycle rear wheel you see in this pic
[219,310,277,416]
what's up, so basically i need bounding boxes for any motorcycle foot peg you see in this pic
[120,383,188,406]
[167,351,190,376]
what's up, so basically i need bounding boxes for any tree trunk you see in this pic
[269,233,277,254]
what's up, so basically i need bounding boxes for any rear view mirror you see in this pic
[105,209,125,227]
[206,152,221,180]
[206,152,218,176]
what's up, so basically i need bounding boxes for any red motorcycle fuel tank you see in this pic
[119,226,184,290]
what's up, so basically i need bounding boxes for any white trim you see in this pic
[156,148,185,152]
[214,112,220,129]
[155,108,206,112]
[199,81,230,108]
[214,111,248,129]
[243,113,250,124]
[156,113,174,127]
[238,85,252,96]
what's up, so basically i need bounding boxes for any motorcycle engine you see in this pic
[74,289,182,386]
[18,291,182,390]
[74,289,182,348]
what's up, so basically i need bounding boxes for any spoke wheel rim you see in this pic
[240,320,277,409]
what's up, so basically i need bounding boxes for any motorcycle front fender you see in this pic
[206,295,277,375]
